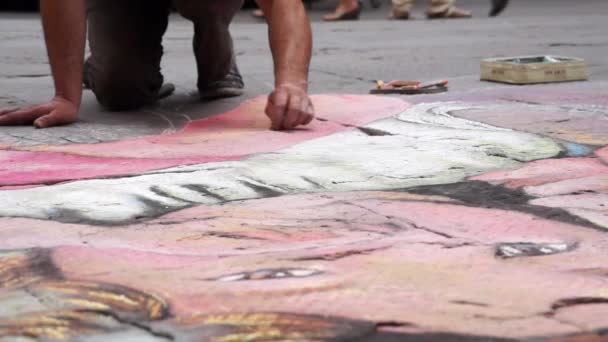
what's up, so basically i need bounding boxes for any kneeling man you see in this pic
[0,0,314,131]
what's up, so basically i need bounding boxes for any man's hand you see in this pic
[266,84,315,131]
[257,0,313,131]
[0,97,79,128]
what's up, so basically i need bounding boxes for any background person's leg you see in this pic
[174,0,244,100]
[85,0,170,111]
[391,0,415,19]
[427,0,472,18]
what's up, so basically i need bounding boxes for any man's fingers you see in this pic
[0,113,29,125]
[267,89,316,130]
[303,101,315,125]
[283,96,304,130]
[267,91,289,130]
[34,110,71,128]
[302,113,314,126]
[0,106,49,126]
[297,100,314,127]
[0,107,19,116]
[266,103,285,131]
[290,98,314,128]
[268,90,289,110]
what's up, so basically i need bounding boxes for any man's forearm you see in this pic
[40,0,86,106]
[259,1,312,90]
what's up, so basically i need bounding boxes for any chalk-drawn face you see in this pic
[0,93,606,341]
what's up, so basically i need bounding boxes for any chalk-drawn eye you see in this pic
[495,242,577,259]
[216,273,247,282]
[210,268,322,282]
[289,268,320,277]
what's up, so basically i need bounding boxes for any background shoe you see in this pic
[428,7,472,19]
[198,64,245,101]
[490,0,510,16]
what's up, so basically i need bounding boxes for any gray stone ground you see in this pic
[0,0,607,145]
[0,2,607,341]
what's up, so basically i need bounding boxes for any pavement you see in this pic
[0,1,607,341]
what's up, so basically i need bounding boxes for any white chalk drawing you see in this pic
[0,103,561,224]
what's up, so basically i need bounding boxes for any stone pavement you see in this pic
[0,2,607,341]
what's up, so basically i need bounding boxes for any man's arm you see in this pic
[256,0,315,130]
[0,0,86,128]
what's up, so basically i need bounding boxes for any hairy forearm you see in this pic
[258,0,312,90]
[40,0,86,106]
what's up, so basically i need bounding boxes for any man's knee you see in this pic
[175,0,243,22]
[90,68,159,111]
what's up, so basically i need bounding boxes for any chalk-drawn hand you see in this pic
[0,96,79,128]
[265,84,315,131]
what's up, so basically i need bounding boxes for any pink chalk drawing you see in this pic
[0,86,607,341]
[598,146,608,163]
[0,95,407,187]
[1,192,608,340]
[473,156,608,229]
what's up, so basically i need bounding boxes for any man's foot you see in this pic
[323,1,362,21]
[198,63,244,101]
[428,7,472,19]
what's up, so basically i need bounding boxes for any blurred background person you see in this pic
[252,0,380,21]
[391,0,472,19]
[252,0,469,21]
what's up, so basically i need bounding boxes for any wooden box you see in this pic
[481,56,588,85]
